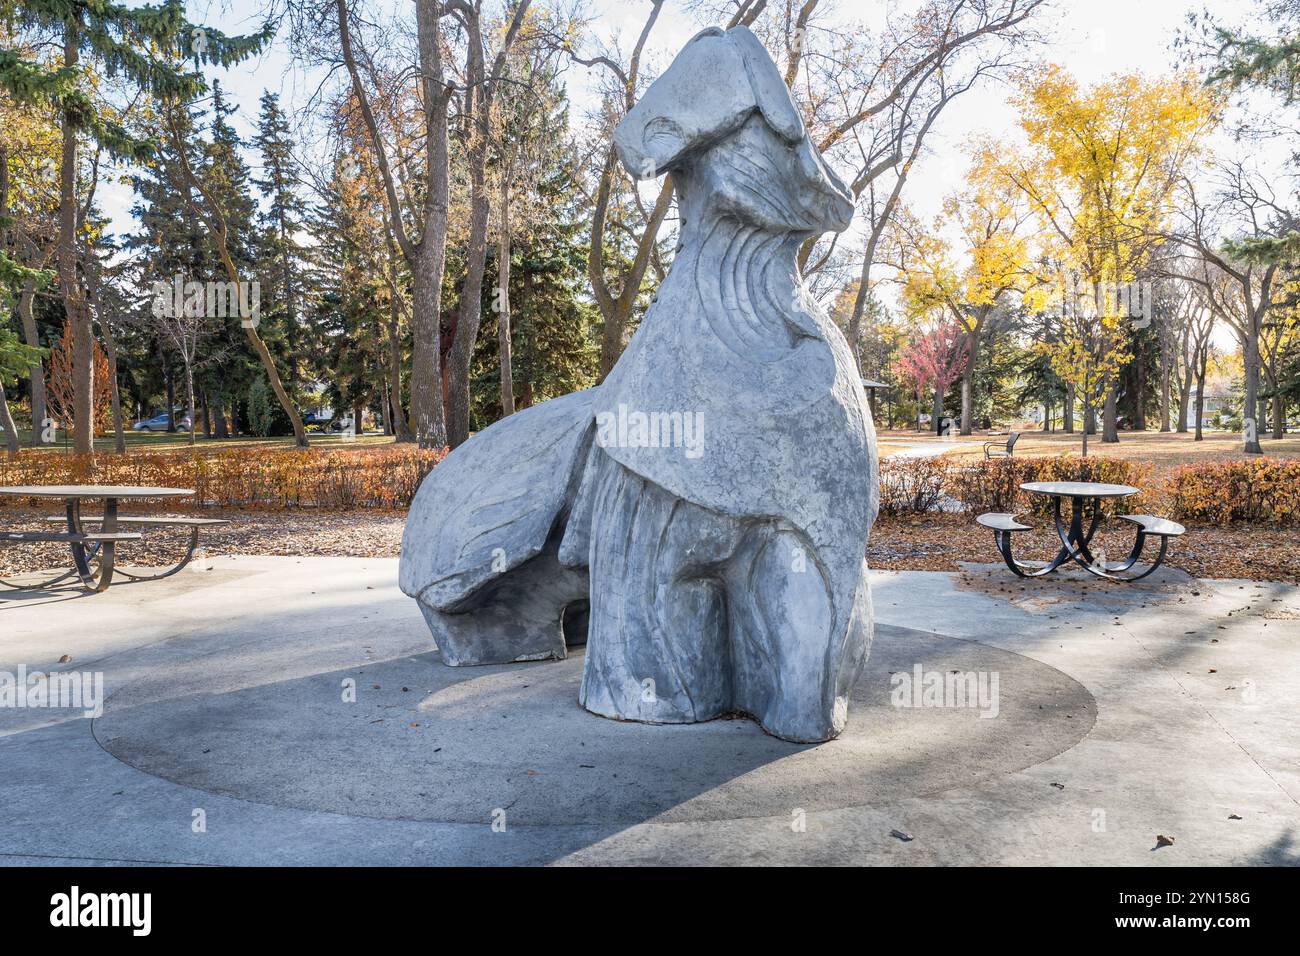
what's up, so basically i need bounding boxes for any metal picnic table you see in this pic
[0,485,206,592]
[976,480,1186,582]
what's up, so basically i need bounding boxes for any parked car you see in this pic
[330,415,355,433]
[302,411,332,432]
[133,411,192,432]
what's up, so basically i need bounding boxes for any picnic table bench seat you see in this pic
[44,515,230,528]
[975,512,1034,532]
[2,530,143,544]
[1117,514,1186,537]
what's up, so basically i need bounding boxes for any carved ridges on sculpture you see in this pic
[399,25,878,743]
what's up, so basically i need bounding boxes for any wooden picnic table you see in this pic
[0,485,196,592]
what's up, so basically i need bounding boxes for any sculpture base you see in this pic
[97,624,1096,827]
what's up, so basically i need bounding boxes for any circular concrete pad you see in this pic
[96,624,1096,825]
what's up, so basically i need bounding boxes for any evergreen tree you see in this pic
[0,0,270,452]
[252,91,310,399]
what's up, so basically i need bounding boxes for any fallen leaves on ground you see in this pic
[2,507,1297,584]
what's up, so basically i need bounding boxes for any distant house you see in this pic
[1191,388,1229,429]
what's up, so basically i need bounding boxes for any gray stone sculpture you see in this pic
[400,24,878,743]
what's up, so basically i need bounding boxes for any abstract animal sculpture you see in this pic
[400,25,878,742]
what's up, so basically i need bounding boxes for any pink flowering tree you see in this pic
[894,319,970,433]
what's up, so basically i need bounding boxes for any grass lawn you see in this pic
[877,428,1300,472]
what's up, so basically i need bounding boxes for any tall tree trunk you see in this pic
[959,327,980,435]
[58,17,94,456]
[202,391,212,439]
[380,380,393,435]
[1063,383,1075,433]
[1133,353,1147,431]
[386,293,413,442]
[214,402,229,439]
[1272,391,1286,438]
[497,177,515,418]
[446,160,491,447]
[959,369,974,436]
[932,387,944,435]
[183,359,196,446]
[1102,387,1119,443]
[1194,354,1207,442]
[18,282,47,446]
[1242,323,1263,453]
[100,323,127,454]
[0,384,19,455]
[1176,368,1192,433]
[410,240,448,448]
[1158,352,1171,432]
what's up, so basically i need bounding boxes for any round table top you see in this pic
[1020,481,1138,498]
[0,485,194,499]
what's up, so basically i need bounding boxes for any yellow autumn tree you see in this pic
[885,139,1034,434]
[1001,66,1219,448]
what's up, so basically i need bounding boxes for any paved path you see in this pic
[884,439,967,459]
[1,555,1296,865]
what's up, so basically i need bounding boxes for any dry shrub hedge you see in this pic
[2,446,1296,526]
[1163,458,1300,526]
[882,454,1300,526]
[947,455,1155,517]
[0,445,445,510]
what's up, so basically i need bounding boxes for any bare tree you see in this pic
[1171,167,1287,452]
[563,0,673,380]
[442,0,534,447]
[489,29,568,418]
[163,99,310,448]
[332,0,454,449]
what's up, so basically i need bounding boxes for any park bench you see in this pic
[983,431,1020,459]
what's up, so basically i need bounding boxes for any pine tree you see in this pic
[252,91,310,399]
[0,0,271,453]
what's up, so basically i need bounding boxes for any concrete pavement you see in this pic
[1,554,1296,865]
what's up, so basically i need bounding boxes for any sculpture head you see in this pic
[614,25,853,236]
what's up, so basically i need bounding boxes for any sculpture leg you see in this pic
[726,523,857,743]
[580,457,740,725]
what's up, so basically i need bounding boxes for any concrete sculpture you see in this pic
[400,24,878,742]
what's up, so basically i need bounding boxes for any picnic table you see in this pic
[0,485,226,592]
[976,480,1185,582]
